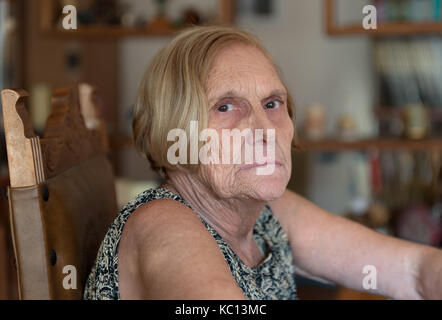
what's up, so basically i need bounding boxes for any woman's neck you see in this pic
[162,170,266,266]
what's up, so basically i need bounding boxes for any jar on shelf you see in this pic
[402,104,429,140]
[302,103,326,141]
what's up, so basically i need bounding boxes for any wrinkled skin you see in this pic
[165,43,294,266]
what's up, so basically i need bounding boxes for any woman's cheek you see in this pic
[287,118,295,141]
[277,118,295,157]
[271,112,294,140]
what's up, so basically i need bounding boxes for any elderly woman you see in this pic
[84,26,442,300]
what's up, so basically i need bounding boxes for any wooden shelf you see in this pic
[325,0,442,36]
[299,137,442,152]
[40,0,235,39]
[375,107,442,121]
[40,25,186,39]
[328,22,442,36]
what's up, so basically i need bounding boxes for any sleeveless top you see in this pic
[83,188,298,300]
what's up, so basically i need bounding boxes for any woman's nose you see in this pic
[248,104,275,132]
[239,106,274,147]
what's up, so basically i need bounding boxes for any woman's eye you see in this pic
[217,104,234,112]
[265,100,281,109]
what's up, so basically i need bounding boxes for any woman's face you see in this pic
[197,43,294,202]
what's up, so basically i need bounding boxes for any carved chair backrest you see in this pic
[1,84,117,299]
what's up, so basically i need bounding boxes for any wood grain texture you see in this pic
[41,85,108,179]
[1,84,109,186]
[2,84,116,299]
[1,89,44,188]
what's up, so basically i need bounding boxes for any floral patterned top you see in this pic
[84,188,298,300]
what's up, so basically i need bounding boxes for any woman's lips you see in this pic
[239,161,282,171]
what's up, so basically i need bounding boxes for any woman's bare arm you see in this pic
[118,198,246,300]
[269,189,442,299]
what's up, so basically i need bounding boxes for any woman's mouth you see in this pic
[239,161,282,171]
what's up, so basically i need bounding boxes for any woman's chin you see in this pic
[254,178,287,201]
[235,168,289,201]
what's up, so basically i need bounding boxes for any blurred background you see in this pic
[0,0,441,299]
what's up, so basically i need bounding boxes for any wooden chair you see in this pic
[1,84,118,299]
[0,176,18,300]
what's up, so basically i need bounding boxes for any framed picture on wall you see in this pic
[236,0,278,20]
[236,0,282,24]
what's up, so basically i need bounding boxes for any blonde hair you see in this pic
[132,25,298,177]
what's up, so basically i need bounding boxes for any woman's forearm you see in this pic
[416,247,442,299]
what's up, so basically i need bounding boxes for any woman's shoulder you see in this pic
[121,188,206,244]
[118,189,244,299]
[120,187,190,213]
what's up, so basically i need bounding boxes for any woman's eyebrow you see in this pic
[208,90,238,104]
[260,90,288,105]
[209,89,287,105]
[265,90,287,99]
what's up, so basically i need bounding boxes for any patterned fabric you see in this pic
[84,188,298,300]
